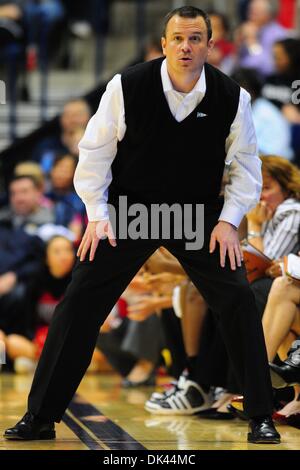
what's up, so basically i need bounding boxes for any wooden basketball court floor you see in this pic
[1,372,300,451]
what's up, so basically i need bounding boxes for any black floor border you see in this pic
[62,411,104,450]
[66,394,147,450]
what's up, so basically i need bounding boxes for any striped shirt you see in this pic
[263,198,300,259]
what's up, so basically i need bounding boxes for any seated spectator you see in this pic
[258,262,300,421]
[0,236,74,373]
[207,11,236,75]
[0,174,55,229]
[232,68,293,159]
[33,99,91,169]
[14,160,52,208]
[262,38,300,111]
[46,153,85,239]
[236,0,287,76]
[0,175,51,339]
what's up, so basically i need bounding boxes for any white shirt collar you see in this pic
[160,58,206,96]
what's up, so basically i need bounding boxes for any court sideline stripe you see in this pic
[67,394,147,450]
[62,410,105,450]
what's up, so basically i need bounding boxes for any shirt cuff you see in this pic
[218,203,244,229]
[85,203,109,221]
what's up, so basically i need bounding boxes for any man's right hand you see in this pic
[77,220,116,262]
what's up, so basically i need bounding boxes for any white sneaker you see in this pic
[145,378,213,415]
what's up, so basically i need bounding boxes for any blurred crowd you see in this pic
[1,0,300,431]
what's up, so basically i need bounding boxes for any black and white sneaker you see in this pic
[145,378,213,415]
[148,374,187,402]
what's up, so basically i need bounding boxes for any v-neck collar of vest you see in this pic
[158,61,210,125]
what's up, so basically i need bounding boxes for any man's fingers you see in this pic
[228,245,236,270]
[234,244,243,267]
[106,223,117,247]
[80,237,92,262]
[89,237,100,261]
[219,243,227,268]
[209,233,216,253]
[77,233,87,257]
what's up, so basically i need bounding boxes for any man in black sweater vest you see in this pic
[5,6,280,444]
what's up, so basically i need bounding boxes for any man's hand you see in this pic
[210,221,243,270]
[77,220,116,262]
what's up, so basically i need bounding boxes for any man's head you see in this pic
[60,99,91,133]
[248,0,278,27]
[9,175,42,216]
[161,6,214,76]
[50,154,78,192]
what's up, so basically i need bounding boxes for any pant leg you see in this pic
[164,211,274,418]
[28,237,158,422]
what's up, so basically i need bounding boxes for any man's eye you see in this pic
[191,36,201,42]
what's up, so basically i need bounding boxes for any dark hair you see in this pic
[9,174,40,190]
[208,10,230,34]
[231,68,263,100]
[52,153,78,169]
[163,6,212,41]
[274,38,300,77]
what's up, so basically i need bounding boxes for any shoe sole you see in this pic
[4,430,56,440]
[270,369,296,389]
[145,404,211,416]
[247,433,280,444]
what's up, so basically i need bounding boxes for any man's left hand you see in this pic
[209,221,243,270]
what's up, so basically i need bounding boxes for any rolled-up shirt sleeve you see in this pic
[219,88,262,228]
[74,74,126,221]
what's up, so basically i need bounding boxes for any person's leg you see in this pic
[122,315,162,383]
[164,212,273,418]
[262,276,300,361]
[27,238,158,422]
[6,334,36,360]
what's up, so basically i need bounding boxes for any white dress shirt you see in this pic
[74,58,262,228]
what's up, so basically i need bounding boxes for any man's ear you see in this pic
[207,38,214,56]
[161,37,167,56]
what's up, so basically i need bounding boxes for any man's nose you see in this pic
[181,41,192,52]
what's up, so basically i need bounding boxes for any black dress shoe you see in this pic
[4,411,56,440]
[197,407,235,420]
[270,362,300,389]
[270,342,300,388]
[247,416,280,444]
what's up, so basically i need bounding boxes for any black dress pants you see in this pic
[28,210,273,421]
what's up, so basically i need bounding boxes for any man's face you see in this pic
[248,0,271,27]
[60,102,90,133]
[10,178,41,216]
[161,15,214,76]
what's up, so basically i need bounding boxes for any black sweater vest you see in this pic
[109,57,240,206]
